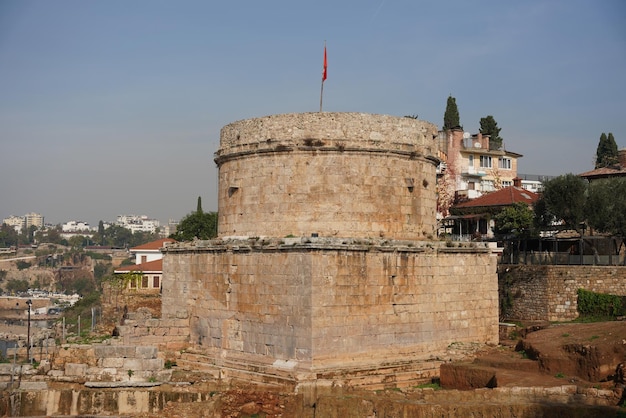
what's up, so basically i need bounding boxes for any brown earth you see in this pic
[442,320,626,390]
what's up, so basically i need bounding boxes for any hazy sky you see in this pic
[1,1,625,226]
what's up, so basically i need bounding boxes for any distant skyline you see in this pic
[1,1,625,226]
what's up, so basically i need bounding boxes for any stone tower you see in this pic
[162,112,498,389]
[214,112,439,240]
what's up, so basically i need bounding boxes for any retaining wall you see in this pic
[499,265,626,321]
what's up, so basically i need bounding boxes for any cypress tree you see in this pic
[595,132,618,168]
[443,96,460,130]
[197,196,203,214]
[479,115,503,151]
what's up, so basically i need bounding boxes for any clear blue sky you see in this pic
[1,0,625,226]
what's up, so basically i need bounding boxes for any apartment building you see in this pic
[440,128,522,201]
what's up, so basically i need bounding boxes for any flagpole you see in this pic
[319,41,327,112]
[319,80,324,112]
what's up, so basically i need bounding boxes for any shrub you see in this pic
[577,288,625,318]
[16,260,32,270]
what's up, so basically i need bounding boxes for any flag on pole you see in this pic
[322,45,327,81]
[320,42,327,112]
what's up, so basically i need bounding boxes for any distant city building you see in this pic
[24,212,44,230]
[517,173,556,194]
[164,218,179,237]
[2,215,25,233]
[2,213,44,233]
[61,220,93,233]
[116,215,160,234]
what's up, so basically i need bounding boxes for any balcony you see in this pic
[462,166,487,177]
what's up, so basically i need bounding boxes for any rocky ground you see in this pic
[133,321,626,417]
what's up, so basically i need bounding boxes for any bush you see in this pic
[577,288,625,318]
[16,260,32,270]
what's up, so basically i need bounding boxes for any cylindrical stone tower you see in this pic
[214,112,439,240]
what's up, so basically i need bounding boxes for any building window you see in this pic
[479,155,492,168]
[142,275,149,288]
[498,157,512,169]
[482,180,495,191]
[468,154,474,168]
[502,181,513,187]
[130,278,137,288]
[141,255,147,263]
[153,276,160,288]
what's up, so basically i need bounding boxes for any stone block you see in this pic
[135,346,157,359]
[65,363,88,376]
[101,357,124,368]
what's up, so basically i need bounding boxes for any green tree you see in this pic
[595,132,618,168]
[68,235,86,249]
[479,115,503,151]
[36,225,64,245]
[493,202,535,238]
[585,178,626,237]
[535,174,587,232]
[0,224,18,247]
[443,95,460,130]
[98,225,134,248]
[97,221,105,245]
[18,225,38,245]
[171,196,218,241]
[6,279,29,294]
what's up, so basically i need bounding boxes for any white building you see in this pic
[114,238,176,291]
[116,215,160,234]
[518,173,555,194]
[2,215,25,232]
[61,220,93,233]
[24,212,44,230]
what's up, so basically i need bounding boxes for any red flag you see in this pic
[322,46,327,81]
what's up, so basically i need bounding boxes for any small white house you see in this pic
[113,238,176,291]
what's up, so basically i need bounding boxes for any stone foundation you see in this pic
[161,238,499,387]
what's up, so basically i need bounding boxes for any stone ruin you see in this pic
[160,112,499,389]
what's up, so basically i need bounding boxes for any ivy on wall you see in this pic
[577,288,625,318]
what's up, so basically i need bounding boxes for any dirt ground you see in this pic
[513,320,626,385]
[139,321,626,417]
[442,320,626,390]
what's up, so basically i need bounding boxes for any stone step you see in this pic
[178,351,441,389]
[178,351,298,386]
[473,354,539,372]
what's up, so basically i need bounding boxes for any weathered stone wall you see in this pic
[214,112,439,240]
[162,239,498,381]
[4,384,621,417]
[499,265,626,321]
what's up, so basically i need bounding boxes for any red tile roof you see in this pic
[453,186,538,209]
[130,238,177,252]
[579,166,626,180]
[114,259,163,274]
